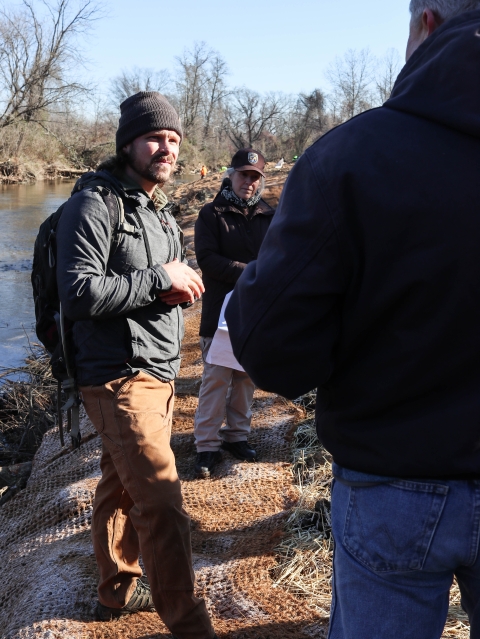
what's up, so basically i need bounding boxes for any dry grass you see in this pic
[0,343,57,466]
[272,394,333,618]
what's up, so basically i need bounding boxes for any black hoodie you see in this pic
[226,11,480,478]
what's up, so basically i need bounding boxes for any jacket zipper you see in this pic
[156,210,176,262]
[155,208,182,369]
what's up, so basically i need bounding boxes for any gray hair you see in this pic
[410,0,480,24]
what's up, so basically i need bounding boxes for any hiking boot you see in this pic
[95,579,156,621]
[195,451,222,478]
[221,440,257,462]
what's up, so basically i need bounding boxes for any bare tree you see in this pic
[173,42,230,146]
[326,48,375,122]
[174,41,211,142]
[110,67,171,106]
[225,88,287,150]
[288,88,327,154]
[376,48,402,104]
[200,52,230,140]
[0,0,101,129]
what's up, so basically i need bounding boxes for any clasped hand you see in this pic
[158,258,205,305]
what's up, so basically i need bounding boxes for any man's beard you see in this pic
[125,148,176,187]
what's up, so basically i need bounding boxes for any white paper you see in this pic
[205,291,244,371]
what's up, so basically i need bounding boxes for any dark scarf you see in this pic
[221,183,262,209]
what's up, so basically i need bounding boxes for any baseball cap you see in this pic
[230,149,266,177]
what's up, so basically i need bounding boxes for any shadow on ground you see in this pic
[135,618,329,638]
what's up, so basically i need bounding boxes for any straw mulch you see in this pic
[0,345,57,508]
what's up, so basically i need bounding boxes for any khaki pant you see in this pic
[80,371,213,639]
[194,337,256,452]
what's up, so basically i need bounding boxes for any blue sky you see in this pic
[84,0,411,98]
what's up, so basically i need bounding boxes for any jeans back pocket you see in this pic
[344,480,448,572]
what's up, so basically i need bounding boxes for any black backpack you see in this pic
[31,172,129,447]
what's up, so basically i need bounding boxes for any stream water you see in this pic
[0,175,197,374]
[0,181,73,373]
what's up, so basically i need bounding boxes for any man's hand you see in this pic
[159,259,204,305]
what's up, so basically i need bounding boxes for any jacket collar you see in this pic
[96,169,168,211]
[212,192,274,217]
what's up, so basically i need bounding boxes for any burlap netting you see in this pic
[0,307,327,639]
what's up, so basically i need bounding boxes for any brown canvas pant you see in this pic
[80,371,214,639]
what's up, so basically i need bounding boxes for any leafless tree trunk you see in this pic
[201,53,230,140]
[174,42,211,143]
[0,0,100,129]
[326,48,375,121]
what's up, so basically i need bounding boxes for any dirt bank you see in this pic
[0,160,86,184]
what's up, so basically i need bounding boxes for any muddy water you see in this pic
[0,175,197,373]
[0,181,73,372]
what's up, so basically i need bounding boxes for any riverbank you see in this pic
[0,160,85,184]
[0,159,330,637]
[0,160,197,184]
[0,158,293,185]
[0,162,292,491]
[0,166,471,638]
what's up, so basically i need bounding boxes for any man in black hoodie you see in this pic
[226,2,480,637]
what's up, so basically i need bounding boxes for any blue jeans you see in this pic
[329,471,480,639]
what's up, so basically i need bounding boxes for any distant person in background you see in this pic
[200,165,207,179]
[193,149,274,478]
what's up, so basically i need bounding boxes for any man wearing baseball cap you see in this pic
[193,148,274,478]
[56,92,216,638]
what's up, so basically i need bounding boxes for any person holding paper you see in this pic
[193,149,274,478]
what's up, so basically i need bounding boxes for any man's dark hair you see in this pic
[96,152,128,174]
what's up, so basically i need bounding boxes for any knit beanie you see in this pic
[115,91,183,152]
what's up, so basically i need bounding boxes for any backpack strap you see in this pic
[56,177,132,450]
[56,307,82,449]
[72,174,137,253]
[131,210,154,268]
[101,188,131,255]
[88,185,136,255]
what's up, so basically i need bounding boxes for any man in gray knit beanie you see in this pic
[116,91,183,191]
[55,93,217,638]
[116,91,183,151]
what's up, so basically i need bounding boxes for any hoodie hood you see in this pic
[385,10,480,138]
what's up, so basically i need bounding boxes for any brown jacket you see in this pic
[194,192,274,337]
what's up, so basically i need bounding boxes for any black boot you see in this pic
[194,451,222,478]
[221,440,257,462]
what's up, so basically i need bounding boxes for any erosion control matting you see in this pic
[0,169,470,638]
[0,303,328,639]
